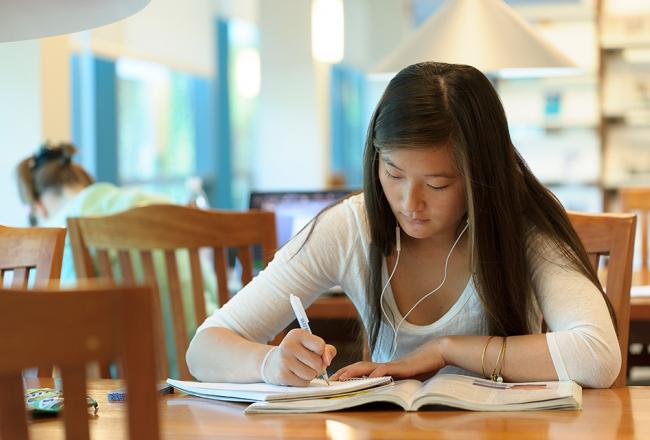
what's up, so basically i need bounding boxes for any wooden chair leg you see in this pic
[60,365,90,440]
[0,373,29,440]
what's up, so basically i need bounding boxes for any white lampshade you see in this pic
[373,0,575,74]
[0,0,151,43]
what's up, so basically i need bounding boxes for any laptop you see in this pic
[249,190,354,247]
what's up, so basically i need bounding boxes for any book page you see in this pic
[246,380,423,414]
[413,374,579,409]
[167,376,392,402]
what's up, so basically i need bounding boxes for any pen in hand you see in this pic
[289,294,331,386]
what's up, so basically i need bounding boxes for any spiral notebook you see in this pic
[167,376,394,403]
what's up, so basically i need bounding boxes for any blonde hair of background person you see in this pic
[16,142,217,378]
[186,62,620,389]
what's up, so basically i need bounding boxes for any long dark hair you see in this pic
[363,62,612,353]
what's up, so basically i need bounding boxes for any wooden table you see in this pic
[308,294,359,320]
[26,379,650,439]
[310,293,650,321]
[631,296,650,320]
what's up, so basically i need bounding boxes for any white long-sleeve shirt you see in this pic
[196,194,621,388]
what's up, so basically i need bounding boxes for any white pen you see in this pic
[289,294,331,385]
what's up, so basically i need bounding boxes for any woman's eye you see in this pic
[385,170,402,180]
[427,184,449,191]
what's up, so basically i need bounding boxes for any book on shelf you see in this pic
[168,373,582,414]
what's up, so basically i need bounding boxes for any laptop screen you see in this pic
[249,190,354,247]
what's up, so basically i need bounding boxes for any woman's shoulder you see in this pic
[327,192,369,229]
[299,192,370,245]
[340,192,366,214]
[77,183,170,215]
[42,183,114,226]
[524,225,578,273]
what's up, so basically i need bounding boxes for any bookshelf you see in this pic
[498,1,650,212]
[498,1,602,212]
[598,0,650,209]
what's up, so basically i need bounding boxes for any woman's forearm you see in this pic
[186,327,272,382]
[440,334,558,382]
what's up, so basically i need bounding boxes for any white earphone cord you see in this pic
[379,222,469,359]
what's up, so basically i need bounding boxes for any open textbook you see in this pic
[168,374,581,414]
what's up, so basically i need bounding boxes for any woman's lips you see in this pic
[403,215,430,225]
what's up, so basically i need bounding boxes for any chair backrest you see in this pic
[567,211,636,387]
[67,204,277,380]
[0,285,159,440]
[0,225,66,288]
[620,187,650,283]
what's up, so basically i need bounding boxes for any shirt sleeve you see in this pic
[528,234,621,388]
[194,200,359,344]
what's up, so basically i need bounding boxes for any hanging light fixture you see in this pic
[311,0,344,63]
[372,0,576,75]
[0,0,151,42]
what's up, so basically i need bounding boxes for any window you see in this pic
[117,58,200,202]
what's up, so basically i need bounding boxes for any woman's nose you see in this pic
[401,183,423,214]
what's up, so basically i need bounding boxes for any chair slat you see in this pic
[239,246,253,286]
[96,249,114,280]
[641,211,648,272]
[164,251,191,380]
[0,373,29,440]
[213,247,229,308]
[141,251,169,380]
[11,267,29,288]
[121,284,161,439]
[118,250,136,284]
[189,249,207,323]
[61,365,90,440]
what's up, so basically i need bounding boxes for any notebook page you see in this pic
[167,376,392,402]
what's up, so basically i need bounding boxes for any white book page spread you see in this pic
[413,374,576,408]
[246,380,422,413]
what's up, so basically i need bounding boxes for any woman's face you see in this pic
[378,145,467,243]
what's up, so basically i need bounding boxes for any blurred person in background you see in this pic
[16,141,216,377]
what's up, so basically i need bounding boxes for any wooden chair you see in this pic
[620,188,650,285]
[0,285,159,440]
[67,205,277,380]
[567,211,636,387]
[0,225,66,288]
[0,225,66,377]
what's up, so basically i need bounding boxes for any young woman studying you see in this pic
[187,62,620,388]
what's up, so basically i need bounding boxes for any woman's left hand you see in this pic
[330,339,447,381]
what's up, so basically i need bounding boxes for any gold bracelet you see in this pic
[491,337,507,383]
[481,336,495,379]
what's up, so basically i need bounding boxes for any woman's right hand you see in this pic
[262,328,337,386]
